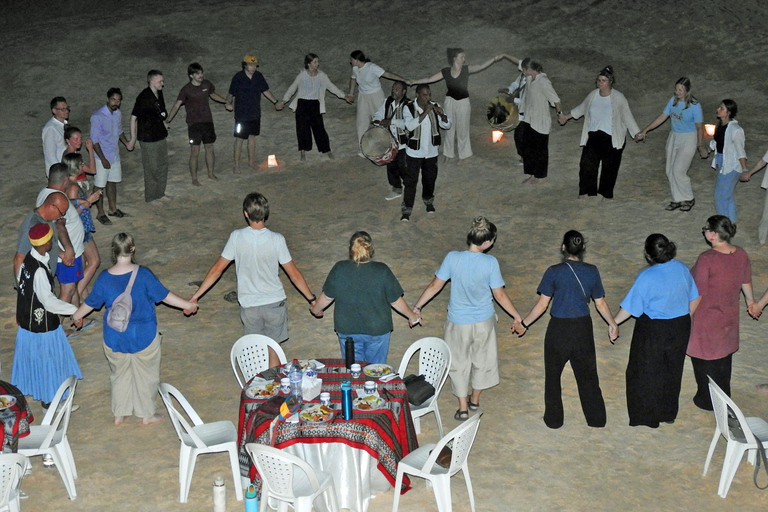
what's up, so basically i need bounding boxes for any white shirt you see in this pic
[403,102,452,158]
[372,98,408,149]
[35,188,85,258]
[42,117,67,176]
[587,94,613,135]
[27,250,78,315]
[352,63,385,95]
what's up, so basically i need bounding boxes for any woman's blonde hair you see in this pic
[111,232,136,264]
[466,216,497,246]
[348,231,374,264]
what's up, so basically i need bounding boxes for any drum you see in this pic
[486,94,519,132]
[360,125,399,166]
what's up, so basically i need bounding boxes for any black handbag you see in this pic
[403,374,435,406]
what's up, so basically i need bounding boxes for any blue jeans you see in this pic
[714,168,740,223]
[337,333,391,365]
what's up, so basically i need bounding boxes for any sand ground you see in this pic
[3,0,768,510]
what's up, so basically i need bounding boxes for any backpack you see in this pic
[106,265,138,332]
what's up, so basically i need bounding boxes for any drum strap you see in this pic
[385,97,411,144]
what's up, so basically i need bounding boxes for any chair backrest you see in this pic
[423,411,483,476]
[38,376,77,449]
[245,443,321,501]
[231,335,287,388]
[398,337,451,390]
[158,383,208,449]
[708,377,759,445]
[0,454,25,507]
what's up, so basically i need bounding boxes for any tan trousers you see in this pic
[665,131,697,202]
[356,90,386,143]
[103,333,162,419]
[443,316,499,397]
[442,97,473,159]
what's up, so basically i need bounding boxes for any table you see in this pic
[237,359,419,512]
[0,381,33,453]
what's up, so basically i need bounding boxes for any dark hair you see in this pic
[597,65,614,86]
[721,99,738,120]
[672,77,698,108]
[446,47,464,66]
[392,80,407,91]
[63,125,81,142]
[348,231,374,264]
[304,53,319,69]
[147,69,163,82]
[243,192,269,223]
[349,50,369,63]
[111,232,136,264]
[562,230,586,261]
[466,216,497,247]
[525,60,544,73]
[415,83,430,95]
[704,214,736,243]
[644,233,676,265]
[107,87,122,100]
[47,163,69,186]
[187,62,203,77]
[50,96,66,109]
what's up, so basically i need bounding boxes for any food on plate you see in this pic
[363,364,393,377]
[246,381,279,399]
[0,396,14,409]
[354,395,384,410]
[300,404,333,422]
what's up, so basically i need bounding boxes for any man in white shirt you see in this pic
[400,85,451,221]
[42,96,69,176]
[372,81,411,201]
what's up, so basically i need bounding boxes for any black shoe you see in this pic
[679,198,695,212]
[400,214,410,222]
[426,204,436,213]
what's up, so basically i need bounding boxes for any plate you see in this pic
[353,395,387,411]
[245,381,280,399]
[0,395,16,411]
[283,360,317,373]
[299,404,334,423]
[363,364,394,378]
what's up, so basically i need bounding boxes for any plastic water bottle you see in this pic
[213,476,225,512]
[245,483,259,512]
[341,381,353,420]
[289,359,303,404]
[345,337,355,369]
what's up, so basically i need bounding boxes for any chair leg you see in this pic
[719,443,747,498]
[703,430,720,476]
[462,466,475,512]
[325,482,341,512]
[430,475,452,512]
[413,415,421,435]
[392,467,405,512]
[433,406,444,438]
[227,446,244,500]
[179,446,198,503]
[61,437,78,479]
[51,447,76,500]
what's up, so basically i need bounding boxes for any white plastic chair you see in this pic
[231,335,287,389]
[158,383,244,503]
[397,337,451,437]
[704,377,768,497]
[18,376,78,500]
[0,454,26,512]
[392,411,482,512]
[245,443,340,512]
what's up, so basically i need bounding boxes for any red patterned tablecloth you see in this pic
[237,359,418,492]
[0,380,33,452]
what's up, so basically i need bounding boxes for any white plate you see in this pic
[353,395,387,411]
[245,381,280,399]
[299,404,334,423]
[363,364,394,378]
[0,395,16,411]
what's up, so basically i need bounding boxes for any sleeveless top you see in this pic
[17,252,59,332]
[442,66,469,100]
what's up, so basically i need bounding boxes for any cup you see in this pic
[364,381,376,394]
[319,392,331,407]
[350,364,362,378]
[280,377,291,394]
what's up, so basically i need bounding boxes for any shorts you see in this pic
[56,255,84,284]
[240,300,288,342]
[234,119,261,139]
[94,157,122,188]
[188,122,217,145]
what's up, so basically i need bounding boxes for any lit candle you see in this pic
[267,155,278,167]
[492,130,504,143]
[704,124,716,137]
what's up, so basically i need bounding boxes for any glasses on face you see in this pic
[596,78,610,83]
[54,106,71,112]
[54,204,67,219]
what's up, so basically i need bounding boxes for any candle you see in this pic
[704,124,716,137]
[492,130,504,143]
[267,155,278,167]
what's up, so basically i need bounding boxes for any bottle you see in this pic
[289,359,303,404]
[341,381,353,420]
[345,337,355,369]
[213,476,225,512]
[244,483,259,512]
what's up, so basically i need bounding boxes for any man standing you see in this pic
[400,84,451,221]
[226,54,281,174]
[190,192,316,367]
[42,97,69,176]
[91,88,133,224]
[130,70,171,205]
[166,63,228,186]
[372,81,411,201]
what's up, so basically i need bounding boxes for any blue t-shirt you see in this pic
[228,70,269,122]
[620,259,699,319]
[663,97,703,134]
[537,261,605,318]
[85,266,169,353]
[435,251,505,325]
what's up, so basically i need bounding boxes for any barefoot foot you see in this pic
[114,416,128,426]
[192,179,202,187]
[141,414,164,425]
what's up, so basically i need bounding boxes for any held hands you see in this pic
[125,141,135,152]
[225,103,234,112]
[275,102,285,111]
[748,302,764,320]
[511,320,527,337]
[345,94,355,104]
[557,113,568,126]
[609,324,619,344]
[634,133,646,143]
[71,317,84,330]
[183,297,198,316]
[698,146,709,159]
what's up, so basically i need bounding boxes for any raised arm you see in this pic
[468,54,503,74]
[635,113,669,141]
[381,71,406,82]
[410,71,444,86]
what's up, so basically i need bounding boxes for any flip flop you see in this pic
[108,209,129,218]
[467,398,480,411]
[97,215,112,225]
[454,409,469,421]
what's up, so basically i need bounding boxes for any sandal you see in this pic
[665,202,682,211]
[467,398,480,411]
[454,409,469,421]
[97,214,112,225]
[679,199,695,212]
[108,209,129,218]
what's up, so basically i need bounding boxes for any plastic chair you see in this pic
[704,377,768,497]
[18,376,78,500]
[392,411,482,512]
[158,383,244,503]
[0,454,26,512]
[244,443,340,512]
[231,335,287,389]
[397,337,452,437]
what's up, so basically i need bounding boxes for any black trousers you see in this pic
[515,121,549,178]
[387,150,406,190]
[402,155,437,214]
[544,316,606,428]
[626,314,691,428]
[295,99,330,153]
[690,354,733,411]
[578,130,625,198]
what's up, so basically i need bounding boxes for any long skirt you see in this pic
[625,313,690,428]
[12,326,82,403]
